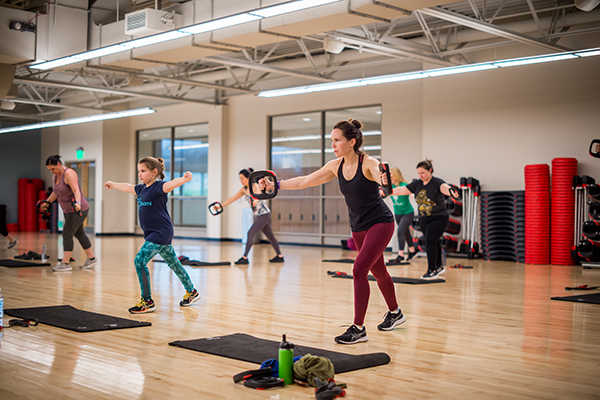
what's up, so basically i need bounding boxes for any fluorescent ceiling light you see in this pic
[179,13,262,35]
[494,53,577,67]
[272,135,321,142]
[575,49,600,57]
[363,130,382,136]
[311,79,367,92]
[249,0,341,18]
[0,107,155,134]
[426,63,497,77]
[272,148,322,155]
[173,143,209,150]
[72,45,128,61]
[258,46,600,98]
[122,30,191,48]
[363,73,427,85]
[30,57,80,70]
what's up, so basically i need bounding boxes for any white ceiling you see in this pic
[1,0,599,124]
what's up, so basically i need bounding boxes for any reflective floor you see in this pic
[1,232,600,399]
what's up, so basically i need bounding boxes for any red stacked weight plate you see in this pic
[525,164,550,264]
[551,158,577,265]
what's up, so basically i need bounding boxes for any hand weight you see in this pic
[247,170,278,200]
[208,201,223,215]
[379,162,392,197]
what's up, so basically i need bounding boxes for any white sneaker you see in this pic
[80,258,98,269]
[7,240,18,249]
[53,262,72,272]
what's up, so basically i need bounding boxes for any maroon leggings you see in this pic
[351,221,398,326]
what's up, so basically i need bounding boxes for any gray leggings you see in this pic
[395,213,414,251]
[243,213,281,257]
[63,209,92,252]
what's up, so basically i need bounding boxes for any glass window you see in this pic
[270,106,382,242]
[137,123,209,228]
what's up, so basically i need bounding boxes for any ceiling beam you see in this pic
[10,98,110,111]
[205,56,334,83]
[419,6,569,52]
[14,77,216,105]
[83,66,252,93]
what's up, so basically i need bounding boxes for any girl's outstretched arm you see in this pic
[163,171,192,193]
[104,181,136,194]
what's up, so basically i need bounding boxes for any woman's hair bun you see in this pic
[348,118,363,130]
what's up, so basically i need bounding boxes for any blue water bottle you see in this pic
[278,334,294,385]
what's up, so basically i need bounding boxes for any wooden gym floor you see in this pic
[1,232,600,400]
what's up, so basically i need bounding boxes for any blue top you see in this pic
[338,155,394,232]
[135,180,174,245]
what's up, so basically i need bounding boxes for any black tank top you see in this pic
[338,155,394,232]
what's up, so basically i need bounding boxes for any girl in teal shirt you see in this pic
[388,167,418,265]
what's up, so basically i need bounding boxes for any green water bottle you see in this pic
[278,334,294,385]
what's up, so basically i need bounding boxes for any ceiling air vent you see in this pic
[124,9,181,37]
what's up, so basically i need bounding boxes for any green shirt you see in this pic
[391,182,414,215]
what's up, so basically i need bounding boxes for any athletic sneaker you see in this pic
[406,250,418,261]
[52,262,72,272]
[234,257,249,265]
[269,255,285,263]
[80,258,98,269]
[180,289,200,307]
[377,310,407,331]
[129,298,156,314]
[7,240,18,249]
[387,255,404,265]
[421,267,445,279]
[334,325,368,344]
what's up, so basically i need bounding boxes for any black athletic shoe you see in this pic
[406,250,418,261]
[421,267,445,279]
[234,257,249,265]
[377,310,407,331]
[386,256,404,265]
[334,325,368,344]
[269,255,285,263]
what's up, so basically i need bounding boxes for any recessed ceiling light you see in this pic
[376,111,382,115]
[303,118,311,122]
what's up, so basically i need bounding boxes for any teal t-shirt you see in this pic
[391,182,414,215]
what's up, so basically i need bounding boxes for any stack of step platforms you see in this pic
[480,191,525,262]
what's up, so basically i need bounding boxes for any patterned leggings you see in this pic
[134,241,194,300]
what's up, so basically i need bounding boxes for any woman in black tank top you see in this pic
[276,119,405,345]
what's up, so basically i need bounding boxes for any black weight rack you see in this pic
[480,191,525,262]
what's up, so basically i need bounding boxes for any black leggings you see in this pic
[0,223,8,237]
[243,213,281,257]
[394,213,413,252]
[419,214,449,272]
[63,209,92,252]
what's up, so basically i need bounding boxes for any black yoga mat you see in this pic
[4,305,152,332]
[0,259,51,267]
[153,259,231,267]
[331,274,445,284]
[169,333,390,374]
[550,293,600,304]
[322,259,355,263]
